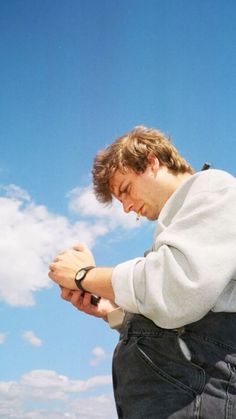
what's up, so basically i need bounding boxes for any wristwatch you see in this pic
[74,266,95,291]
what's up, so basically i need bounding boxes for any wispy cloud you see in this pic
[22,330,42,347]
[2,184,31,202]
[0,369,116,418]
[0,183,142,307]
[0,333,6,345]
[90,346,109,366]
[69,394,117,419]
[68,185,140,229]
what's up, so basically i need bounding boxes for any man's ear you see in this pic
[147,153,160,175]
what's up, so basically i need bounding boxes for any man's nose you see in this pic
[122,200,134,213]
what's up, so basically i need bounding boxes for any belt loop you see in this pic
[119,314,132,344]
[174,326,186,335]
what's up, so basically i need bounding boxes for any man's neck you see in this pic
[160,167,193,196]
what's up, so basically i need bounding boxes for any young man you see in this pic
[49,126,236,418]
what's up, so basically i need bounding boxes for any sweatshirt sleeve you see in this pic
[112,184,236,329]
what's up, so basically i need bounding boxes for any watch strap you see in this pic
[74,266,95,291]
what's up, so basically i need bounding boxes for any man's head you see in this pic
[92,126,194,219]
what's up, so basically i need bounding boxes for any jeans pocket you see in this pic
[135,335,206,396]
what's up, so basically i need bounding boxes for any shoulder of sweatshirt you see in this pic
[203,168,236,190]
[158,169,236,225]
[179,168,235,197]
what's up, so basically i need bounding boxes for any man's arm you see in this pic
[80,266,114,301]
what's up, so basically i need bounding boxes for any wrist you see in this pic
[82,266,115,301]
[74,266,95,291]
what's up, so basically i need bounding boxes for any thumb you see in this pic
[72,243,95,265]
[72,242,89,252]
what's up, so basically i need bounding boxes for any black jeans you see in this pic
[112,311,236,418]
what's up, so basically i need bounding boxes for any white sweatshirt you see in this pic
[112,169,236,329]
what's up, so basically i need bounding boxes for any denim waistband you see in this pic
[120,311,236,350]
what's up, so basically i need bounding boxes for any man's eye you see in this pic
[122,185,129,194]
[119,183,131,198]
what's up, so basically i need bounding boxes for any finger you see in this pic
[61,287,74,301]
[48,267,60,282]
[49,263,56,271]
[58,250,66,255]
[48,266,56,280]
[70,290,83,306]
[82,292,93,308]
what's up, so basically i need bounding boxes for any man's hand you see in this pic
[60,287,118,321]
[48,243,95,289]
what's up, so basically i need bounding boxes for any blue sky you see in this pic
[0,0,236,417]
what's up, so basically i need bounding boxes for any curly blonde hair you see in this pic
[92,125,194,203]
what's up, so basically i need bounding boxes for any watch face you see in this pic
[76,269,86,281]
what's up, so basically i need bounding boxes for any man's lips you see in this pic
[137,205,145,217]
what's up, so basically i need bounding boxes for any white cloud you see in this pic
[90,346,109,366]
[0,369,116,419]
[19,369,112,394]
[69,394,116,419]
[0,333,6,344]
[68,185,141,229]
[22,330,42,346]
[0,183,143,307]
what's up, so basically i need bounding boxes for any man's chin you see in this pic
[142,206,159,221]
[146,213,159,221]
